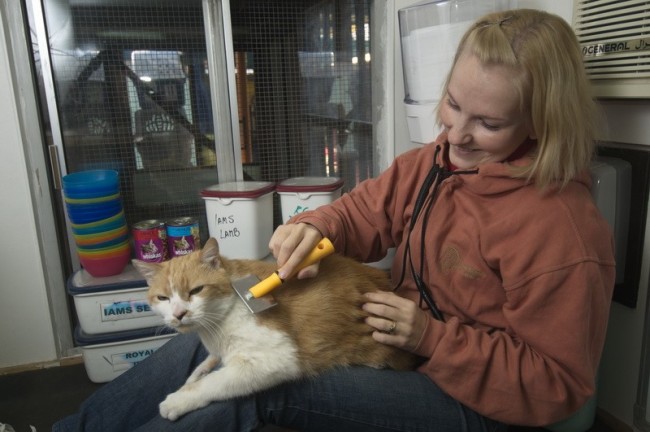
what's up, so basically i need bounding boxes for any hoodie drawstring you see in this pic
[394,146,478,321]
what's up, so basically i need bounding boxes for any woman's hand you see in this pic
[363,291,429,352]
[269,223,323,280]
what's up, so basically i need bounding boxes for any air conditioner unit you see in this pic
[573,0,650,99]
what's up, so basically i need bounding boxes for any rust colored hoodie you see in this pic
[290,134,616,426]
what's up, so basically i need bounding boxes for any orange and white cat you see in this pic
[133,237,420,421]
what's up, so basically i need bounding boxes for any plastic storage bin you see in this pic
[276,177,343,223]
[74,326,176,383]
[67,264,163,334]
[201,181,275,259]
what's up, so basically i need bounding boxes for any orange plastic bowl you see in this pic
[74,234,129,250]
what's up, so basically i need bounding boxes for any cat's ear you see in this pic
[132,259,161,284]
[200,238,221,268]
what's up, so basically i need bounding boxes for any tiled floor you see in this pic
[0,362,621,432]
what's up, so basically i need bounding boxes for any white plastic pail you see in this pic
[201,181,275,259]
[276,177,343,223]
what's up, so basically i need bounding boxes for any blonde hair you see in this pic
[438,9,600,189]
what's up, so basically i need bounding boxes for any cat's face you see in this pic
[133,238,235,333]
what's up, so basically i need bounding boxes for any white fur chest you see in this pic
[199,300,301,371]
[158,299,304,420]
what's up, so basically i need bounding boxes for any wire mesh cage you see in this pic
[31,0,374,248]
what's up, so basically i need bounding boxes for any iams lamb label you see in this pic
[166,217,201,258]
[100,300,156,322]
[133,219,168,262]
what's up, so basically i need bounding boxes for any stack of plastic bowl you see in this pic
[62,170,131,277]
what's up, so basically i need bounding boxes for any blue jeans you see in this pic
[53,333,506,432]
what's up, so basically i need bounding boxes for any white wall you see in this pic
[0,9,58,368]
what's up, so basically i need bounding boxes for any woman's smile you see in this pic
[451,145,478,154]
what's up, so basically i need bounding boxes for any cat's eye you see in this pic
[189,286,204,297]
[156,295,169,301]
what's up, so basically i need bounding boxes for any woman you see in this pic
[55,8,615,431]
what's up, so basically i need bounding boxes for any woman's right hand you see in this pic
[269,223,323,280]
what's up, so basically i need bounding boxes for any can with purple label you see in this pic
[166,217,200,258]
[133,220,168,262]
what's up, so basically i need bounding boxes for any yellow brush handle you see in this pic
[247,238,335,299]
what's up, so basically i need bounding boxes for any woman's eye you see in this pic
[481,120,500,131]
[156,295,169,301]
[189,286,204,296]
[446,97,460,111]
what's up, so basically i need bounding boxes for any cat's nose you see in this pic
[174,310,187,321]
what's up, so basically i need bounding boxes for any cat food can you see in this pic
[132,220,168,262]
[166,217,200,258]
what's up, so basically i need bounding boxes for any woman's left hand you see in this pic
[362,291,429,352]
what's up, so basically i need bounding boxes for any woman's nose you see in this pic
[446,121,471,145]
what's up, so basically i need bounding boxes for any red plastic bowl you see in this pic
[79,250,131,277]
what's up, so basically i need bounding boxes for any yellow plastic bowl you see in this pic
[72,225,128,245]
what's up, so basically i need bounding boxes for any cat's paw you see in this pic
[159,390,205,421]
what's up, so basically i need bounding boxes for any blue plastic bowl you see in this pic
[67,206,122,225]
[66,199,122,214]
[62,170,119,194]
[71,215,127,235]
[70,210,125,228]
[63,187,120,199]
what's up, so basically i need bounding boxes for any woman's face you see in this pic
[439,53,536,169]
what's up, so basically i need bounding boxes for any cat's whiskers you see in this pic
[198,316,224,340]
[200,310,227,320]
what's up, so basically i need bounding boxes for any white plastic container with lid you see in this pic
[67,264,163,335]
[74,326,176,383]
[201,181,275,259]
[276,177,344,223]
